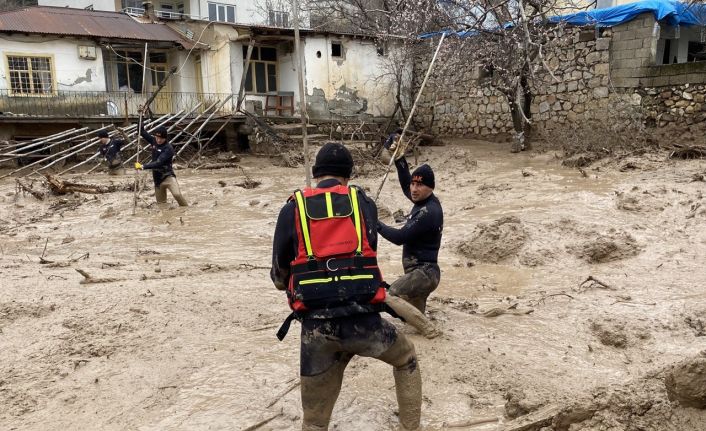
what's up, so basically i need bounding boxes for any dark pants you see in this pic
[389,263,440,313]
[300,313,421,430]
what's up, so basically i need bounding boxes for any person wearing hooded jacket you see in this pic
[135,125,188,206]
[271,142,422,431]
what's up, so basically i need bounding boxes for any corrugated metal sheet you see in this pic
[0,6,192,47]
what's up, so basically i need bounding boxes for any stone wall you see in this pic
[415,14,706,139]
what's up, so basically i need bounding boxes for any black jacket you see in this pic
[140,126,176,186]
[99,138,124,164]
[270,179,379,291]
[378,157,443,268]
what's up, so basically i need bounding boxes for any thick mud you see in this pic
[1,140,706,430]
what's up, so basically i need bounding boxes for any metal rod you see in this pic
[171,99,220,144]
[0,128,86,156]
[176,95,232,156]
[133,42,149,215]
[374,33,446,202]
[0,128,92,162]
[292,0,311,187]
[0,126,113,179]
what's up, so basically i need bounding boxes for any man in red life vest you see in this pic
[271,142,422,430]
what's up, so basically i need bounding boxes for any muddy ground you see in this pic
[1,140,705,430]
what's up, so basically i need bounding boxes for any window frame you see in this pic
[208,1,236,23]
[104,49,148,93]
[243,46,278,94]
[268,10,290,27]
[5,53,56,96]
[331,41,343,59]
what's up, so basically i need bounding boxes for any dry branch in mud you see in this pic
[15,178,45,200]
[75,269,122,284]
[44,174,135,195]
[669,144,706,160]
[577,275,614,292]
[192,162,240,170]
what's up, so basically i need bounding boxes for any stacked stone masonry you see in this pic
[415,13,706,138]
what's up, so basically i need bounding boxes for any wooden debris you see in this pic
[501,404,562,431]
[15,178,45,200]
[443,416,499,428]
[193,162,240,170]
[44,173,134,195]
[266,381,300,408]
[669,144,706,159]
[241,411,283,431]
[578,275,614,292]
[481,306,534,317]
[75,268,120,284]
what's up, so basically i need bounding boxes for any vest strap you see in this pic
[291,256,378,273]
[276,312,301,341]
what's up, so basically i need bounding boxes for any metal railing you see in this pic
[0,90,240,118]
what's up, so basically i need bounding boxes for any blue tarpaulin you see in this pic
[548,0,706,27]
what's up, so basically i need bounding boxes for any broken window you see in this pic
[331,41,342,58]
[105,50,144,93]
[7,55,54,95]
[687,41,706,62]
[242,46,278,93]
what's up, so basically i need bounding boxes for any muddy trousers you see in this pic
[300,314,421,431]
[389,263,441,313]
[155,176,188,206]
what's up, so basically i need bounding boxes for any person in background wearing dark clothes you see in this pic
[378,155,443,313]
[271,142,422,430]
[97,130,124,175]
[380,128,403,164]
[134,125,188,207]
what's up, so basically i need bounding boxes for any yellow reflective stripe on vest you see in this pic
[299,277,333,285]
[325,192,334,218]
[294,190,314,257]
[349,187,363,253]
[339,274,374,281]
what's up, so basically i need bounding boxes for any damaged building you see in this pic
[0,4,410,147]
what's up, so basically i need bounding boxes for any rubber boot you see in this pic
[385,295,441,339]
[378,336,422,431]
[300,360,348,430]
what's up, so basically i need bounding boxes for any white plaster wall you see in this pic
[189,0,308,26]
[302,35,401,117]
[169,50,198,93]
[38,0,117,11]
[200,40,233,94]
[0,36,106,92]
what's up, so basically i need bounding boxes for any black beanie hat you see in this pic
[411,164,435,189]
[97,130,110,138]
[154,126,168,138]
[312,142,354,179]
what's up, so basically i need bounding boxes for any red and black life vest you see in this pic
[277,185,386,340]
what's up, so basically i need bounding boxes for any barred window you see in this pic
[7,55,54,95]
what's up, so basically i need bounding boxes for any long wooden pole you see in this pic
[133,42,148,215]
[292,0,310,187]
[374,33,446,202]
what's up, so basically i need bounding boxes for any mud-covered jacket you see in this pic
[378,156,443,268]
[140,126,176,186]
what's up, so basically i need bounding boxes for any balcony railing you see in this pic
[0,90,240,118]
